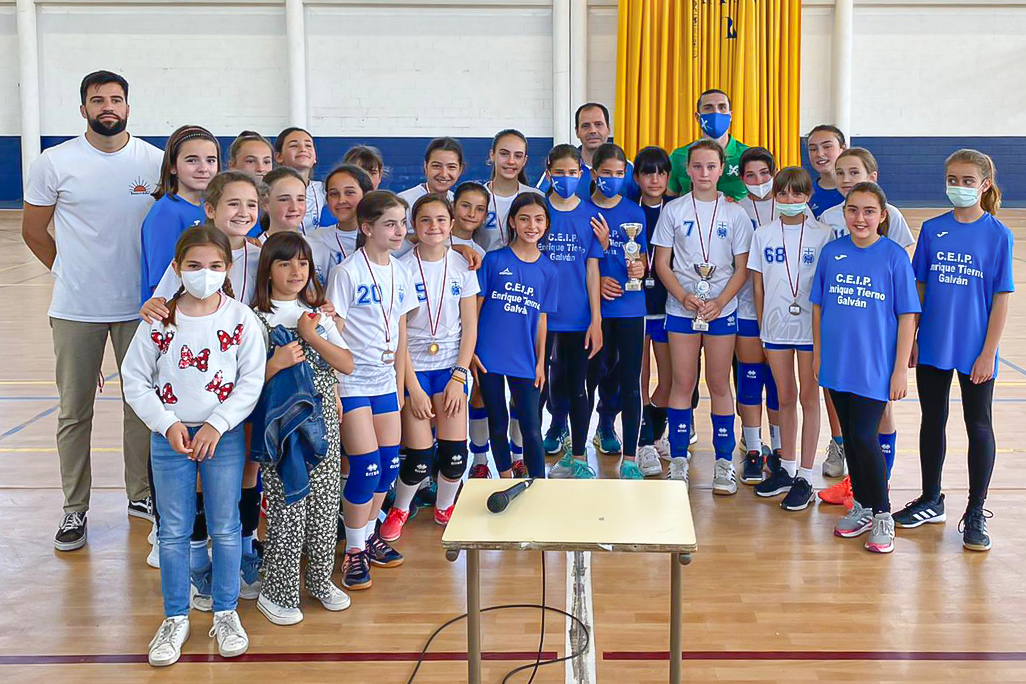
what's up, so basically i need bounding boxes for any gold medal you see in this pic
[428,342,440,355]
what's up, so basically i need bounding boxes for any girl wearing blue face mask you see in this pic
[588,143,649,479]
[894,149,1013,553]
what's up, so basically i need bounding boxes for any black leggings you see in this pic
[588,317,645,456]
[829,390,889,513]
[917,364,996,508]
[479,372,544,477]
[546,331,591,456]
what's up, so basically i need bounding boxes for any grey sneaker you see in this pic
[834,500,874,538]
[712,459,738,496]
[823,440,846,478]
[637,445,663,477]
[667,457,690,486]
[865,512,896,553]
[549,452,575,479]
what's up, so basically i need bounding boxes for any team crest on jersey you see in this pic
[398,283,407,303]
[802,248,815,265]
[129,177,152,195]
[450,279,462,297]
[716,222,728,239]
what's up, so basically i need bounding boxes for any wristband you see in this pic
[452,365,469,378]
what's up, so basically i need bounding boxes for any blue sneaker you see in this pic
[619,460,644,480]
[543,424,571,455]
[593,425,622,455]
[412,479,437,509]
[366,533,405,568]
[190,565,213,612]
[342,551,372,590]
[570,459,597,479]
[240,552,261,600]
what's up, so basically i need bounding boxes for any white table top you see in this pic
[442,479,697,553]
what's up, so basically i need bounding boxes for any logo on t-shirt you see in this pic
[803,248,815,265]
[834,254,848,261]
[716,222,728,239]
[450,279,462,297]
[129,177,152,195]
[499,267,513,276]
[937,231,949,238]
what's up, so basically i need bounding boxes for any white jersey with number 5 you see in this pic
[325,250,418,397]
[746,218,832,345]
[650,192,752,319]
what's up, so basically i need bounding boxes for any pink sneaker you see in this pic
[434,505,455,526]
[379,508,409,543]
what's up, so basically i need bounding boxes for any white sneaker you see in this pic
[257,592,304,626]
[147,538,160,569]
[667,457,690,486]
[190,584,212,613]
[689,425,698,446]
[654,436,671,461]
[148,616,190,667]
[637,446,662,476]
[316,582,352,612]
[823,440,847,478]
[210,610,249,658]
[712,459,738,495]
[147,522,157,545]
[240,575,262,600]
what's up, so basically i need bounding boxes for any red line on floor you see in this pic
[603,650,1026,662]
[0,651,558,665]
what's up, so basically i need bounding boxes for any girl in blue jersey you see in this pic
[541,144,604,480]
[586,143,648,479]
[652,140,753,492]
[474,193,559,478]
[811,182,920,554]
[227,131,274,183]
[634,146,674,477]
[894,150,1013,552]
[141,125,219,303]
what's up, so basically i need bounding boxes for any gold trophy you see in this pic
[622,222,643,292]
[692,262,716,332]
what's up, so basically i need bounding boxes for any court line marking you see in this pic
[1000,357,1026,378]
[0,260,35,274]
[565,551,597,684]
[0,651,560,665]
[603,650,1026,662]
[0,373,119,442]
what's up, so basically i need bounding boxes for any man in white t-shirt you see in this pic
[21,71,164,552]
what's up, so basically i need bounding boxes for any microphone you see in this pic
[486,479,536,513]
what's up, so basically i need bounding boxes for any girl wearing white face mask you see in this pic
[122,226,267,667]
[894,149,1013,553]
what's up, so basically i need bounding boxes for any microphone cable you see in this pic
[406,550,591,684]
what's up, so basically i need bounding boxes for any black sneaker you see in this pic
[128,496,155,523]
[741,451,764,484]
[781,477,814,511]
[54,512,87,551]
[893,494,946,528]
[755,468,793,498]
[765,449,783,475]
[959,507,993,552]
[366,534,405,568]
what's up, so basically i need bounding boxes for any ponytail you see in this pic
[945,148,1002,215]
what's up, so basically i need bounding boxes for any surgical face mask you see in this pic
[550,174,580,199]
[181,268,226,300]
[595,175,625,198]
[946,185,980,208]
[698,111,732,139]
[776,202,808,217]
[746,181,774,199]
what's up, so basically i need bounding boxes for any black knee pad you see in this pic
[437,440,469,480]
[398,446,435,487]
[239,487,261,537]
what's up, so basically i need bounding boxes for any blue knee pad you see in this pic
[737,363,765,407]
[763,364,779,412]
[376,444,401,494]
[344,451,380,505]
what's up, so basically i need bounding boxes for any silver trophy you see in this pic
[692,262,717,332]
[622,222,643,292]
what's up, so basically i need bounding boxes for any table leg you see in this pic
[669,552,683,683]
[467,549,482,684]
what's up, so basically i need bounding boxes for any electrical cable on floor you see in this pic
[406,551,591,683]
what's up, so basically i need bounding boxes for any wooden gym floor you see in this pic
[1,208,1025,684]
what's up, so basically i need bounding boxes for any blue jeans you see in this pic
[151,425,245,617]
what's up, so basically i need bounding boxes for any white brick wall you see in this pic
[0,7,20,136]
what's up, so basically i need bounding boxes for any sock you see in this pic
[393,481,419,513]
[364,519,377,543]
[472,451,488,466]
[469,405,490,454]
[639,404,654,447]
[879,431,896,479]
[667,408,693,459]
[742,426,762,454]
[509,406,524,463]
[436,478,461,511]
[650,405,668,441]
[769,424,782,452]
[344,525,365,552]
[782,459,798,478]
[241,534,254,557]
[798,466,814,481]
[710,414,736,461]
[190,540,209,570]
[832,435,843,447]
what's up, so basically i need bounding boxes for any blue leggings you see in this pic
[479,372,544,477]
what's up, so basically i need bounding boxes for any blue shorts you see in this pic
[645,317,668,344]
[737,317,760,338]
[406,368,467,397]
[765,342,814,353]
[340,392,400,415]
[666,313,738,336]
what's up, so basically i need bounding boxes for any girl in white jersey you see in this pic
[450,182,489,259]
[325,191,419,591]
[477,129,543,253]
[255,167,333,285]
[308,164,373,272]
[818,147,912,508]
[275,127,327,233]
[227,131,273,184]
[746,167,831,511]
[343,144,386,190]
[380,194,480,542]
[651,139,752,493]
[396,137,465,255]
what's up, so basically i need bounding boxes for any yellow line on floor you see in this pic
[0,260,35,274]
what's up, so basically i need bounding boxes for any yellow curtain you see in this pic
[615,0,802,167]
